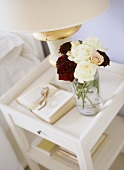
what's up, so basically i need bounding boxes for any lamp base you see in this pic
[47,37,71,67]
[33,25,81,66]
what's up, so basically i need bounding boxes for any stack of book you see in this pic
[31,133,107,168]
[54,146,77,163]
[52,133,108,164]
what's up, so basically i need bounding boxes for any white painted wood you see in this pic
[7,62,124,139]
[80,80,124,150]
[34,116,124,170]
[93,116,124,170]
[28,147,78,170]
[0,104,79,154]
[0,61,124,170]
[75,143,94,170]
[100,62,124,75]
[17,116,124,170]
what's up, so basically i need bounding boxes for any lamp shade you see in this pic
[0,0,109,32]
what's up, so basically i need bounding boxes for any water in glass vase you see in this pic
[72,70,102,116]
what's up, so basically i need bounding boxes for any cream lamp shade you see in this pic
[0,0,109,65]
[0,0,109,32]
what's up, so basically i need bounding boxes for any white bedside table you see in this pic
[0,58,124,170]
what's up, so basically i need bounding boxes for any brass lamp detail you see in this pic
[33,25,81,41]
[33,25,81,66]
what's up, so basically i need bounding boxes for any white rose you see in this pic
[83,37,105,52]
[71,41,80,47]
[90,51,104,65]
[74,61,98,83]
[67,42,85,63]
[67,43,93,63]
[81,44,95,58]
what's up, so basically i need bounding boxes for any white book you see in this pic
[52,133,108,164]
[17,83,58,110]
[31,137,58,156]
[17,83,75,124]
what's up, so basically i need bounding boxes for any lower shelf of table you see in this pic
[27,115,124,170]
[38,153,124,170]
[93,116,124,170]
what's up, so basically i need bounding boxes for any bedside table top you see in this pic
[0,58,124,150]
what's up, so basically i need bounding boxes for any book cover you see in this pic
[17,83,75,124]
[17,83,58,110]
[31,137,58,156]
[32,89,75,123]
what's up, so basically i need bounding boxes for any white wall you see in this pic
[72,0,124,64]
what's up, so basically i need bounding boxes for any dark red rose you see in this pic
[59,42,71,54]
[97,50,110,67]
[56,55,77,82]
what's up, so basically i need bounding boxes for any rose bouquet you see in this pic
[56,37,110,115]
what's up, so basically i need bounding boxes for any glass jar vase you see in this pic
[72,70,102,116]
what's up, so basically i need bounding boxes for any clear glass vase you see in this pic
[72,70,102,116]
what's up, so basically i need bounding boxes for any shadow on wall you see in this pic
[72,0,124,64]
[41,41,50,57]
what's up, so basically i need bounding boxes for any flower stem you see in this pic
[86,95,96,108]
[73,77,99,109]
